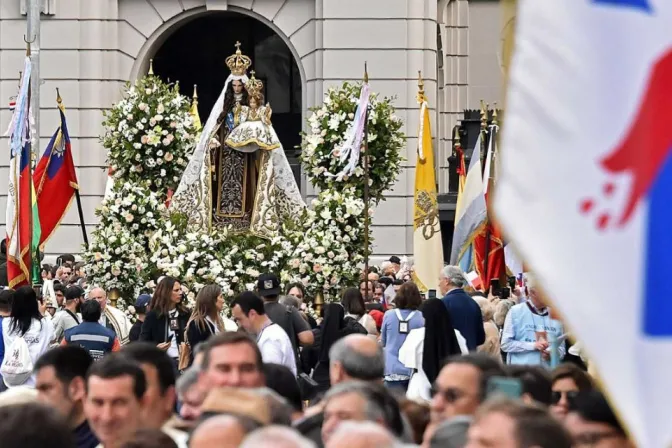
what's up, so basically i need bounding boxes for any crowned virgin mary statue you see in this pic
[170,43,305,237]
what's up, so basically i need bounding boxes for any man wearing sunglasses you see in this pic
[430,353,505,424]
[565,391,634,448]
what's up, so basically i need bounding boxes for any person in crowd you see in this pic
[381,282,424,391]
[199,331,266,389]
[63,299,120,360]
[341,288,378,337]
[439,265,485,351]
[140,276,190,370]
[264,363,304,421]
[399,298,467,402]
[258,273,314,370]
[121,429,178,448]
[84,354,147,448]
[128,294,150,343]
[52,285,84,344]
[2,285,54,387]
[189,415,249,448]
[232,291,297,375]
[465,398,572,448]
[430,353,506,424]
[550,362,594,421]
[427,415,472,448]
[175,366,204,423]
[0,288,13,390]
[472,295,501,358]
[120,343,187,447]
[501,274,566,366]
[286,282,308,302]
[373,283,385,304]
[280,295,314,331]
[199,387,271,428]
[306,303,366,393]
[58,263,73,284]
[53,282,67,309]
[0,402,74,448]
[34,346,98,448]
[241,425,317,448]
[327,421,397,448]
[565,390,634,448]
[321,381,404,445]
[389,256,402,275]
[359,279,376,304]
[330,333,385,385]
[87,286,132,345]
[508,365,553,406]
[185,285,231,357]
[398,398,430,445]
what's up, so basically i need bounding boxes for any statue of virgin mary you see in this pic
[170,43,305,238]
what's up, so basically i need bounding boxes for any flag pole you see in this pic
[480,101,491,286]
[58,88,89,249]
[363,62,371,297]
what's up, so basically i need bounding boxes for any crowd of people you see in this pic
[0,253,631,448]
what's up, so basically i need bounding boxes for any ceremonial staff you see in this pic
[480,100,491,284]
[363,63,371,296]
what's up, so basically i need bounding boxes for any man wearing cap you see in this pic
[52,286,84,344]
[257,273,313,370]
[129,294,151,343]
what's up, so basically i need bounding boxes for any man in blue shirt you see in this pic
[439,266,485,351]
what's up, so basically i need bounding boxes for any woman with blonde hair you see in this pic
[472,295,501,359]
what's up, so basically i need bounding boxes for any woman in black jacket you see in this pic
[139,276,190,369]
[186,285,226,358]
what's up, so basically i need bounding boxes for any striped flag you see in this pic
[5,58,33,288]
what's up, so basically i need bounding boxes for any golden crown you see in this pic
[245,71,264,99]
[226,42,252,76]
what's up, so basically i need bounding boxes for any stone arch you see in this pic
[126,5,314,118]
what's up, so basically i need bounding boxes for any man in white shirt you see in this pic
[231,291,297,376]
[87,287,132,345]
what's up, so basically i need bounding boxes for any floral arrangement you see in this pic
[301,82,405,204]
[82,182,166,308]
[102,75,196,194]
[281,187,366,299]
[149,219,292,307]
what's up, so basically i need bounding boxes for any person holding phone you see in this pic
[501,274,565,366]
[140,277,190,372]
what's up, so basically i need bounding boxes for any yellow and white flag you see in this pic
[412,91,443,292]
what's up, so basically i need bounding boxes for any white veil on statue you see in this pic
[170,45,304,236]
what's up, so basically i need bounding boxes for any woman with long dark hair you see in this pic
[398,298,468,402]
[140,277,190,368]
[2,286,53,387]
[186,285,236,351]
[341,287,378,337]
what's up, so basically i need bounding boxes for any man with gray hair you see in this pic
[321,382,404,445]
[240,425,316,448]
[439,265,485,351]
[326,421,401,448]
[329,334,385,385]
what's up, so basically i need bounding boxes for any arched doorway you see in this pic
[151,11,303,187]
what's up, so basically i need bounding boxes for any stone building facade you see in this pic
[0,0,502,259]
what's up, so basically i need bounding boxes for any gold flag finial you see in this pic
[480,100,488,130]
[56,88,62,104]
[417,70,425,104]
[193,84,198,100]
[148,59,154,75]
[492,102,499,126]
[453,127,461,149]
[364,62,369,83]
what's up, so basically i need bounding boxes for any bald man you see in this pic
[330,334,385,385]
[87,287,131,345]
[189,415,247,448]
[326,421,397,448]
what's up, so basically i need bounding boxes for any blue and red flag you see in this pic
[495,0,672,445]
[33,97,79,249]
[5,58,33,288]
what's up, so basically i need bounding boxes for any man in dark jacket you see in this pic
[62,299,120,360]
[439,265,485,351]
